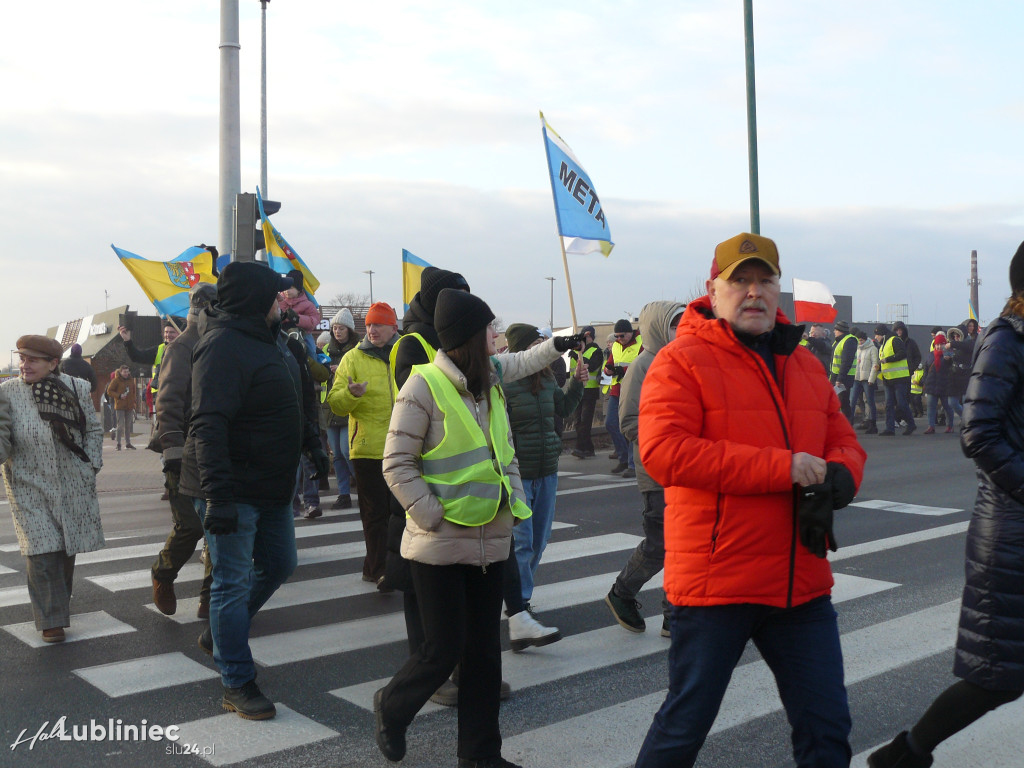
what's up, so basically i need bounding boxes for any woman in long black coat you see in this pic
[870,242,1024,767]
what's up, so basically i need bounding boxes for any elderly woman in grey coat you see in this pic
[0,335,104,643]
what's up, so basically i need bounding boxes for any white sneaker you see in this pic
[508,609,562,652]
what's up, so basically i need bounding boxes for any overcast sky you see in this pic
[3,1,1021,365]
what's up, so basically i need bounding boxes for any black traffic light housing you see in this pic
[233,192,281,262]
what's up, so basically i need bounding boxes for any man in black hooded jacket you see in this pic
[179,261,324,720]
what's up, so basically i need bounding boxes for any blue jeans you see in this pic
[326,424,354,495]
[605,395,633,468]
[635,596,851,768]
[513,473,559,602]
[927,393,955,429]
[883,379,915,432]
[949,395,963,418]
[849,379,877,423]
[194,499,297,688]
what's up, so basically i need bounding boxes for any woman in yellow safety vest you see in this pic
[375,289,529,768]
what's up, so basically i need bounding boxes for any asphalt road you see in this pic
[2,429,1018,768]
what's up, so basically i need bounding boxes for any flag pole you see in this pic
[557,234,579,332]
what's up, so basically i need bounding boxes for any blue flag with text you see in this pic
[540,112,614,257]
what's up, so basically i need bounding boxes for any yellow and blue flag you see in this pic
[112,245,217,318]
[402,250,432,312]
[540,112,614,257]
[968,300,978,322]
[257,187,321,306]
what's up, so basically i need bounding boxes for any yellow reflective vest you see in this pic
[603,335,642,393]
[879,337,910,381]
[910,367,924,395]
[150,342,166,394]
[569,345,601,389]
[413,362,531,527]
[831,334,857,377]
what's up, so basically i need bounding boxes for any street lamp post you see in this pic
[364,270,375,303]
[545,276,555,329]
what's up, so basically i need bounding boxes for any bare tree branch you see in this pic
[329,291,372,307]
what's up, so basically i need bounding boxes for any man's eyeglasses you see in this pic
[614,333,628,339]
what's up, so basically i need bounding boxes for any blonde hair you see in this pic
[1003,292,1024,319]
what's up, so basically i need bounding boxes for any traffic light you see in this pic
[233,192,281,262]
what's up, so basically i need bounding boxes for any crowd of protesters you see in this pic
[6,235,1024,768]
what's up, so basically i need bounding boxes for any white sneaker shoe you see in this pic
[508,609,562,652]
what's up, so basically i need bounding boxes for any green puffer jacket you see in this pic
[504,372,583,479]
[327,336,396,460]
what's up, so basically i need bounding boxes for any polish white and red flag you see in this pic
[792,278,838,323]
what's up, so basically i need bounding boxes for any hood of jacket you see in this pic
[639,300,685,355]
[215,262,283,318]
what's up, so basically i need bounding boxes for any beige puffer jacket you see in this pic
[383,349,526,567]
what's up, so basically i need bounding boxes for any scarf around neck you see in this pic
[31,373,91,463]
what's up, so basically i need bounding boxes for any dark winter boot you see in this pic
[867,731,933,768]
[864,422,878,434]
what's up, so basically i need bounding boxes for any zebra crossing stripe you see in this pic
[170,705,337,767]
[500,600,960,768]
[147,573,384,625]
[558,481,637,495]
[2,610,135,648]
[831,522,968,562]
[75,521,369,566]
[0,564,16,575]
[849,499,962,516]
[0,583,28,608]
[86,541,371,592]
[74,651,219,697]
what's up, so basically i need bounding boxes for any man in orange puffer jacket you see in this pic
[634,233,867,768]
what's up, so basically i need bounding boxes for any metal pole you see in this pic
[220,0,241,259]
[743,0,760,234]
[364,270,374,303]
[545,277,555,329]
[260,0,268,199]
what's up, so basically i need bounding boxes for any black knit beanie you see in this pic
[420,267,470,314]
[1011,241,1024,294]
[613,318,633,334]
[505,323,541,353]
[435,289,494,351]
[287,269,304,293]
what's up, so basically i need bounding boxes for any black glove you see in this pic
[613,365,626,379]
[826,462,856,510]
[163,458,181,494]
[307,446,331,480]
[553,333,586,352]
[798,484,836,558]
[204,501,238,536]
[163,457,182,476]
[281,308,301,328]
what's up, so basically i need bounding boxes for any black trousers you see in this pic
[352,458,391,580]
[575,388,599,453]
[382,560,504,761]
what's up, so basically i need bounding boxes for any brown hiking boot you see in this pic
[152,577,177,615]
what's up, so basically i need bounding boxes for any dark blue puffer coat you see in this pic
[954,312,1024,690]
